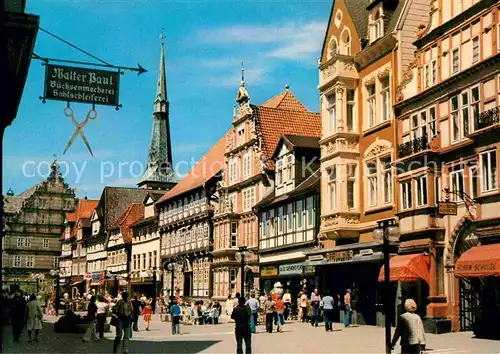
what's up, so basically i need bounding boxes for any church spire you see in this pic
[154,30,168,113]
[137,31,177,191]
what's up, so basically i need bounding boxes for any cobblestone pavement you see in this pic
[2,315,500,353]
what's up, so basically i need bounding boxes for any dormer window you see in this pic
[285,155,293,181]
[371,10,384,43]
[276,160,283,185]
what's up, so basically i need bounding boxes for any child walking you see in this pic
[170,302,182,335]
[141,299,152,331]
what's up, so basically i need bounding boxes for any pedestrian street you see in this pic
[3,315,500,353]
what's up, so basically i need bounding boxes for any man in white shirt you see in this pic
[245,291,260,333]
[282,290,292,320]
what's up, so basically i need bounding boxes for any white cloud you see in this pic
[200,21,326,61]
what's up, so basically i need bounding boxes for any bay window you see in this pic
[347,89,355,131]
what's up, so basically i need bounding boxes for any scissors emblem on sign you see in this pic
[63,106,97,156]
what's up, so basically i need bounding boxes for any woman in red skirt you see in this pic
[141,299,153,331]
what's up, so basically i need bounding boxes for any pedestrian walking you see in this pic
[322,290,335,331]
[25,294,43,343]
[142,299,152,331]
[96,296,109,339]
[282,290,292,320]
[170,301,182,334]
[245,291,260,333]
[131,295,141,331]
[10,292,26,342]
[299,291,308,322]
[264,294,275,333]
[231,296,252,354]
[275,295,285,333]
[391,299,426,354]
[344,289,352,328]
[112,292,132,354]
[310,288,321,327]
[82,296,99,342]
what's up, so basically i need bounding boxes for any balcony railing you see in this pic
[398,135,429,158]
[476,106,500,130]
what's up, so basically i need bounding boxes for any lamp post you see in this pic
[50,268,61,316]
[235,246,249,295]
[148,267,161,314]
[373,219,400,354]
[166,261,183,306]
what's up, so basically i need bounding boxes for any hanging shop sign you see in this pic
[325,250,354,263]
[438,201,457,215]
[43,64,120,107]
[260,266,278,277]
[279,263,304,276]
[84,273,92,280]
[91,273,100,280]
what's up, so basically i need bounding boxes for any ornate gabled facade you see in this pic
[311,0,431,327]
[254,135,321,296]
[137,39,177,191]
[2,161,77,294]
[212,81,321,301]
[157,133,226,300]
[394,0,500,335]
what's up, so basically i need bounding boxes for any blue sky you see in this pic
[3,0,331,199]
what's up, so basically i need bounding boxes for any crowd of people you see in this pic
[4,292,44,343]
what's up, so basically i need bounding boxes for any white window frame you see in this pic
[327,93,336,134]
[26,255,35,268]
[400,180,413,210]
[17,237,24,248]
[285,155,293,182]
[450,169,465,202]
[416,175,428,207]
[23,237,31,248]
[346,89,355,131]
[328,166,337,211]
[452,47,460,74]
[243,152,252,179]
[243,187,255,212]
[381,76,390,122]
[470,86,480,132]
[347,164,356,209]
[276,160,283,186]
[367,160,378,207]
[480,149,497,193]
[469,165,478,199]
[381,157,392,204]
[451,95,460,142]
[367,83,376,127]
[237,126,245,146]
[472,36,480,63]
[43,238,49,249]
[229,157,238,185]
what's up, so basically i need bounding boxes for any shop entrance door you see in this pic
[459,278,479,331]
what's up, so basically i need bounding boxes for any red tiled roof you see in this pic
[69,199,98,239]
[261,89,308,112]
[158,133,227,203]
[254,93,321,166]
[65,212,76,223]
[112,203,144,243]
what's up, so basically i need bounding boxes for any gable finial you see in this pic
[241,60,245,84]
[160,28,166,45]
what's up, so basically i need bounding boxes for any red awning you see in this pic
[378,254,430,284]
[455,243,500,278]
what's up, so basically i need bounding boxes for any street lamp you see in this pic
[235,246,253,295]
[49,268,61,316]
[373,219,400,354]
[147,267,163,314]
[166,261,183,306]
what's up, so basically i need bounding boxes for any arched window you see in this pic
[328,37,338,58]
[341,29,351,55]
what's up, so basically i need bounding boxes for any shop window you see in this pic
[480,149,497,193]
